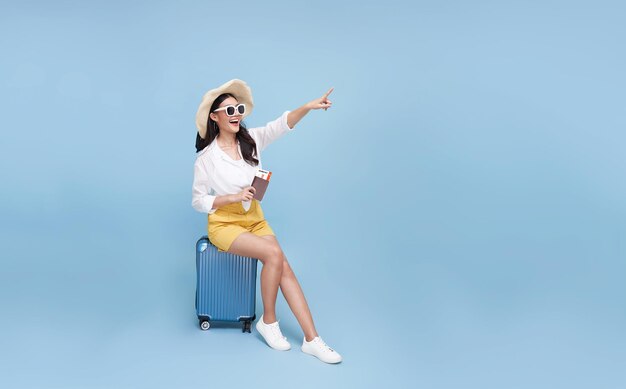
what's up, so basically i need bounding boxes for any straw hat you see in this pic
[195,79,254,138]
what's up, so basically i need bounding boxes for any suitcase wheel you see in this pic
[243,320,252,333]
[200,320,210,331]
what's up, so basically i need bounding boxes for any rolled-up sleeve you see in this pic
[249,111,293,152]
[192,159,217,214]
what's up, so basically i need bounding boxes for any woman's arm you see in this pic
[212,187,256,208]
[192,159,256,213]
[287,87,334,129]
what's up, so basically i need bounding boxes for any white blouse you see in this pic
[192,111,293,214]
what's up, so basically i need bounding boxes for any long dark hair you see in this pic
[195,93,259,166]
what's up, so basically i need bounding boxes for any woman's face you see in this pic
[210,96,242,136]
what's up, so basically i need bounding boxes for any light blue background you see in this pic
[1,0,624,388]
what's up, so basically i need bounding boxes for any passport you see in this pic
[251,169,272,201]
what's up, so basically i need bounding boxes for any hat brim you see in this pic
[195,79,254,139]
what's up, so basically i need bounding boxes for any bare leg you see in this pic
[260,235,319,342]
[227,232,284,324]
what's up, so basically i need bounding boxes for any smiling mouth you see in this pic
[229,119,240,126]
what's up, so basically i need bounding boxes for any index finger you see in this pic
[323,87,334,98]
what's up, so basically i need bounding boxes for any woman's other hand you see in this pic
[237,186,256,202]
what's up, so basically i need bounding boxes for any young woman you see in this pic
[192,79,342,364]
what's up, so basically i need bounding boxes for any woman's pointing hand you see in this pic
[306,87,334,111]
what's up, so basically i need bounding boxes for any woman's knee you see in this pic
[260,243,284,268]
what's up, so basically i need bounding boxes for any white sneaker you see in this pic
[255,315,291,351]
[301,336,342,364]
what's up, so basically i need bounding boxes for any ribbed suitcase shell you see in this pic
[195,236,258,332]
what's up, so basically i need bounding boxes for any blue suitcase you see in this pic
[195,236,258,333]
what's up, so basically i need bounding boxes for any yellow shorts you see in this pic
[208,199,275,252]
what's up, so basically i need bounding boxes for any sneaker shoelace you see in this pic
[267,322,287,341]
[314,337,335,353]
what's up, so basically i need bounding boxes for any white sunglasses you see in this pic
[213,103,246,116]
